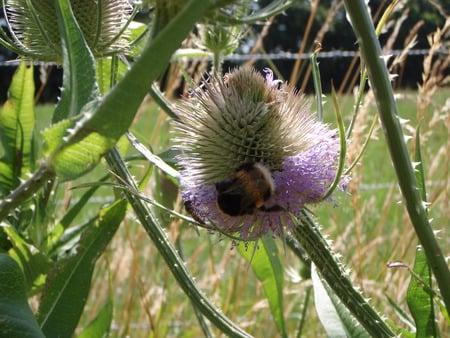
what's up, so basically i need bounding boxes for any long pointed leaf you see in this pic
[52,0,98,123]
[238,236,287,337]
[406,129,437,337]
[3,225,51,293]
[37,199,127,337]
[0,61,35,194]
[45,175,109,255]
[78,299,113,338]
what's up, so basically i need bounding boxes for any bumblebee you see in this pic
[215,163,283,216]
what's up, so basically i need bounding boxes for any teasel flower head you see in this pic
[175,67,348,240]
[2,0,132,62]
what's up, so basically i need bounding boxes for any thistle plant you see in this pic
[176,67,347,239]
[0,0,448,337]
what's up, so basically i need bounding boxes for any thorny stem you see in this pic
[344,0,450,316]
[105,148,253,338]
[293,210,396,337]
[0,164,55,222]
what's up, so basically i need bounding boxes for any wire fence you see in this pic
[0,48,447,66]
[220,48,448,61]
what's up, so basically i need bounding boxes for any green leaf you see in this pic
[43,109,117,180]
[52,0,99,123]
[46,175,108,255]
[78,299,113,338]
[37,199,127,337]
[96,21,148,94]
[41,0,100,180]
[3,225,51,293]
[0,253,45,338]
[238,236,286,337]
[406,250,437,338]
[311,264,370,338]
[406,129,438,337]
[0,61,35,195]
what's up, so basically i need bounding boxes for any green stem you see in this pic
[293,211,396,337]
[105,148,252,338]
[343,0,450,316]
[0,164,55,222]
[310,50,323,121]
[148,83,179,121]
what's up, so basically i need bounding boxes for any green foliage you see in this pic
[0,0,221,336]
[3,225,51,292]
[0,62,35,195]
[52,0,99,123]
[238,236,286,337]
[406,129,438,337]
[77,299,113,338]
[0,253,45,338]
[37,200,127,337]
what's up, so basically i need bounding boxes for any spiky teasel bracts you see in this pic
[2,0,132,62]
[175,67,348,240]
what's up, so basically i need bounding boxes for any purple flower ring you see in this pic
[174,67,347,240]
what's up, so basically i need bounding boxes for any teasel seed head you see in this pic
[174,67,348,240]
[3,0,132,62]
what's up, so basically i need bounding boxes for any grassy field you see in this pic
[27,86,449,337]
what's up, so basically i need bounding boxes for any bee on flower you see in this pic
[174,67,347,240]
